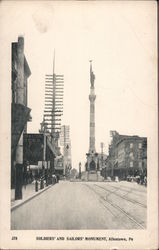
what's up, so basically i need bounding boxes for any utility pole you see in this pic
[44,51,64,139]
[79,162,81,179]
[100,142,104,168]
[63,126,66,176]
[43,51,64,175]
[43,124,47,185]
[100,142,104,177]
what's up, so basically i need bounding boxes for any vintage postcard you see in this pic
[0,0,158,249]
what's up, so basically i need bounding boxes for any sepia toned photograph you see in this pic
[0,0,158,249]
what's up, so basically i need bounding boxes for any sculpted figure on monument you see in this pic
[90,60,95,88]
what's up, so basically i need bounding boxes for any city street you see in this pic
[1,3,156,249]
[11,181,147,230]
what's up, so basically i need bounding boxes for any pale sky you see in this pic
[0,1,157,170]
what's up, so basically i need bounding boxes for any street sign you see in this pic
[23,134,44,164]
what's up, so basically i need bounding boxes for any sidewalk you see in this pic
[11,181,52,210]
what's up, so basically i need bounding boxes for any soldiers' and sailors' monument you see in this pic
[82,61,103,181]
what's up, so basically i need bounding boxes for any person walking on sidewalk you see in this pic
[52,174,56,184]
[56,174,59,183]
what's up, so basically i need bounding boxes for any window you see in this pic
[138,143,142,149]
[129,152,133,159]
[130,143,133,148]
[130,161,133,167]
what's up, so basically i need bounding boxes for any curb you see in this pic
[11,184,53,212]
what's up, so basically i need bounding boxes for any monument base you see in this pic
[81,171,104,182]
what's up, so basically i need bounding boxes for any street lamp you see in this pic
[100,142,104,174]
[79,162,81,179]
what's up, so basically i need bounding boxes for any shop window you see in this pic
[130,161,133,167]
[129,152,134,160]
[138,143,142,149]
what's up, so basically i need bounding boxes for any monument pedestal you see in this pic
[88,171,98,181]
[81,171,103,182]
[81,171,88,181]
[97,171,104,181]
[82,152,103,182]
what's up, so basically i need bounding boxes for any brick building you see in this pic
[105,131,147,180]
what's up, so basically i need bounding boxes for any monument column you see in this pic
[89,61,96,154]
[86,60,98,173]
[82,61,103,181]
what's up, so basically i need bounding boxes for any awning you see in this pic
[46,137,61,157]
[11,103,31,156]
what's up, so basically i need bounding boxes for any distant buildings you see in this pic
[98,153,107,177]
[105,131,147,180]
[59,125,72,177]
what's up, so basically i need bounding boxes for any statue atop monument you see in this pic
[90,60,95,88]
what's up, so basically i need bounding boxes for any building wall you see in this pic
[11,36,31,188]
[60,125,72,175]
[106,131,147,179]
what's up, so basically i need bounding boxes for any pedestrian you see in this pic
[115,176,119,182]
[40,177,44,189]
[54,175,57,183]
[52,174,56,184]
[144,175,147,187]
[136,175,140,184]
[56,174,59,183]
[140,174,144,185]
[35,179,38,192]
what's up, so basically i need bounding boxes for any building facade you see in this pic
[105,131,147,180]
[11,36,31,198]
[59,125,72,177]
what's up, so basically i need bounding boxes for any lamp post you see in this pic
[100,142,104,175]
[79,162,81,179]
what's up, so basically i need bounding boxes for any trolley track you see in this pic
[94,184,147,208]
[85,183,145,229]
[110,183,146,194]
